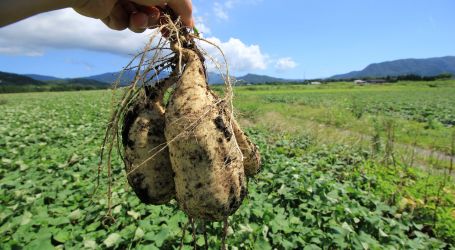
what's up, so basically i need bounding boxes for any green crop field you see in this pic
[230,80,455,154]
[1,80,454,249]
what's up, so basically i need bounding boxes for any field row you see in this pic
[1,83,454,248]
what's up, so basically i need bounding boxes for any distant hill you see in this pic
[47,78,110,86]
[0,71,46,85]
[25,74,61,82]
[85,71,297,85]
[25,74,111,86]
[208,73,300,85]
[207,72,228,84]
[4,70,300,91]
[331,56,455,79]
[26,71,142,85]
[0,71,110,93]
[86,70,172,85]
[236,73,291,84]
[89,70,233,85]
[26,70,165,86]
[85,71,136,85]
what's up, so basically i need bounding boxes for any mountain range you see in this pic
[0,71,110,93]
[0,70,293,93]
[1,56,454,92]
[330,56,455,79]
[21,71,294,85]
[0,71,110,87]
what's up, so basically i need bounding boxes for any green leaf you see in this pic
[86,221,100,232]
[137,244,160,250]
[341,222,354,233]
[134,227,144,241]
[254,239,272,250]
[53,230,70,243]
[303,244,322,250]
[24,235,54,250]
[153,228,169,247]
[104,233,121,248]
[127,210,141,220]
[196,237,205,246]
[83,239,97,249]
[378,228,388,237]
[49,216,70,226]
[68,209,83,221]
[20,211,32,225]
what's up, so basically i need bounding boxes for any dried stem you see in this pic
[191,217,197,250]
[179,219,190,250]
[203,220,209,250]
[221,217,229,250]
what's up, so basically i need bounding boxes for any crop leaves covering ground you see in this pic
[0,88,454,249]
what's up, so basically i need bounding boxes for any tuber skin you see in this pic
[231,119,261,177]
[165,46,247,221]
[122,87,175,205]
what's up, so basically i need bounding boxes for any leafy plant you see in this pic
[1,86,454,249]
[350,96,365,119]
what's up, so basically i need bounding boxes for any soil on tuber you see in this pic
[100,15,262,247]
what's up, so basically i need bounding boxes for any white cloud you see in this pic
[0,9,156,57]
[275,57,297,71]
[213,2,229,20]
[0,8,271,75]
[194,16,211,35]
[0,47,43,56]
[198,37,268,73]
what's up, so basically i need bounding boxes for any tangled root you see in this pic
[97,8,260,249]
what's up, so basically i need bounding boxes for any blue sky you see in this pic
[0,0,454,79]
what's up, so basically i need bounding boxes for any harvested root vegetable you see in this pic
[231,119,261,177]
[100,11,261,230]
[165,45,247,221]
[121,84,175,204]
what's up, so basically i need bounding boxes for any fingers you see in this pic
[166,0,193,27]
[101,1,161,33]
[121,1,147,33]
[129,12,147,33]
[101,1,129,30]
[101,0,193,33]
[129,6,161,32]
[147,7,161,27]
[130,0,194,27]
[138,5,161,27]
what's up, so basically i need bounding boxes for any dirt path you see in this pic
[402,146,455,178]
[314,123,455,178]
[240,112,455,178]
[319,126,455,178]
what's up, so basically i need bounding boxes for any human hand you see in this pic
[73,0,193,33]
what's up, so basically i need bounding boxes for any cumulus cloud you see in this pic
[194,16,211,35]
[0,9,156,57]
[198,37,268,73]
[0,8,270,74]
[275,57,297,71]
